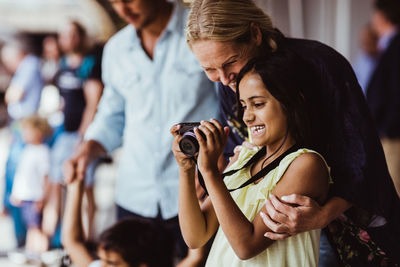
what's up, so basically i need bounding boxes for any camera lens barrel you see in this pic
[179,132,199,156]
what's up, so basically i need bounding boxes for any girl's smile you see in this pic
[239,71,293,151]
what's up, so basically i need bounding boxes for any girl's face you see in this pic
[239,71,288,149]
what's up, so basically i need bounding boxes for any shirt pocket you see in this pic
[167,60,209,104]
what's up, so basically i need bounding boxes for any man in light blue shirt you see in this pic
[1,42,43,120]
[64,0,218,262]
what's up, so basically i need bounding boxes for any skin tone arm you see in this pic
[262,194,351,240]
[171,119,330,260]
[61,178,94,267]
[78,79,103,137]
[63,140,107,184]
[234,141,351,239]
[5,85,24,104]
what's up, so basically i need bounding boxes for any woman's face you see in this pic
[239,71,289,149]
[191,39,259,90]
[58,23,82,53]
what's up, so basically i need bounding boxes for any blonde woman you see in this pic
[183,0,400,265]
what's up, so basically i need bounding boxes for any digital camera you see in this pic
[178,122,205,157]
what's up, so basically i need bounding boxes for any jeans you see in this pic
[319,229,339,267]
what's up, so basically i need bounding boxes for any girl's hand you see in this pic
[195,119,229,175]
[170,124,196,171]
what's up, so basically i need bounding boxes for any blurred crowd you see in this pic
[0,19,105,264]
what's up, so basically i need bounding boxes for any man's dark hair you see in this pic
[98,218,174,267]
[374,0,400,26]
[236,48,317,147]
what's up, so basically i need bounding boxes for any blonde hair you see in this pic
[186,0,278,50]
[21,115,53,139]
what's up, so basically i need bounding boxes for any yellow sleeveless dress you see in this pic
[205,147,331,267]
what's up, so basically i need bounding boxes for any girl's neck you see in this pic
[255,135,296,171]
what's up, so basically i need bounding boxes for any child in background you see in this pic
[171,51,331,266]
[10,115,53,253]
[62,178,174,267]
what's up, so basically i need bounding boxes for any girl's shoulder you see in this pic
[283,148,331,178]
[274,148,332,204]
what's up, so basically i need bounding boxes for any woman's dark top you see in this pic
[53,55,100,132]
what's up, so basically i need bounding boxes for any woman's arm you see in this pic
[196,120,330,260]
[262,195,351,240]
[78,79,103,136]
[62,179,94,267]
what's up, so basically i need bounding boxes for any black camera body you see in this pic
[178,122,205,156]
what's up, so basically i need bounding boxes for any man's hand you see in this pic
[261,194,325,240]
[63,140,106,184]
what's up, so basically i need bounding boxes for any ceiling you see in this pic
[0,0,116,42]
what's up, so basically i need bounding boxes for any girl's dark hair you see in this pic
[236,49,315,147]
[98,218,174,267]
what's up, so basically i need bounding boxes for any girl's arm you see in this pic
[62,179,94,267]
[178,167,219,248]
[170,124,219,248]
[197,120,330,260]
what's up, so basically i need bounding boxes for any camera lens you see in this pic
[179,132,199,156]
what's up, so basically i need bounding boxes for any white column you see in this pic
[288,0,304,38]
[335,0,351,59]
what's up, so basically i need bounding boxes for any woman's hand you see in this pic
[170,124,196,171]
[195,119,229,175]
[261,195,351,239]
[261,194,325,239]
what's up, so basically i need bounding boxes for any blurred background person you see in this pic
[40,35,62,86]
[10,115,52,256]
[46,20,103,244]
[0,35,44,248]
[367,0,400,197]
[353,23,379,94]
[1,37,43,122]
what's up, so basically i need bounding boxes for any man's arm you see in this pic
[61,179,94,267]
[5,85,24,104]
[262,194,351,240]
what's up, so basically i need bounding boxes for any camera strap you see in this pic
[196,144,299,195]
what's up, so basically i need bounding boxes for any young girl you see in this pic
[171,51,331,266]
[10,115,53,253]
